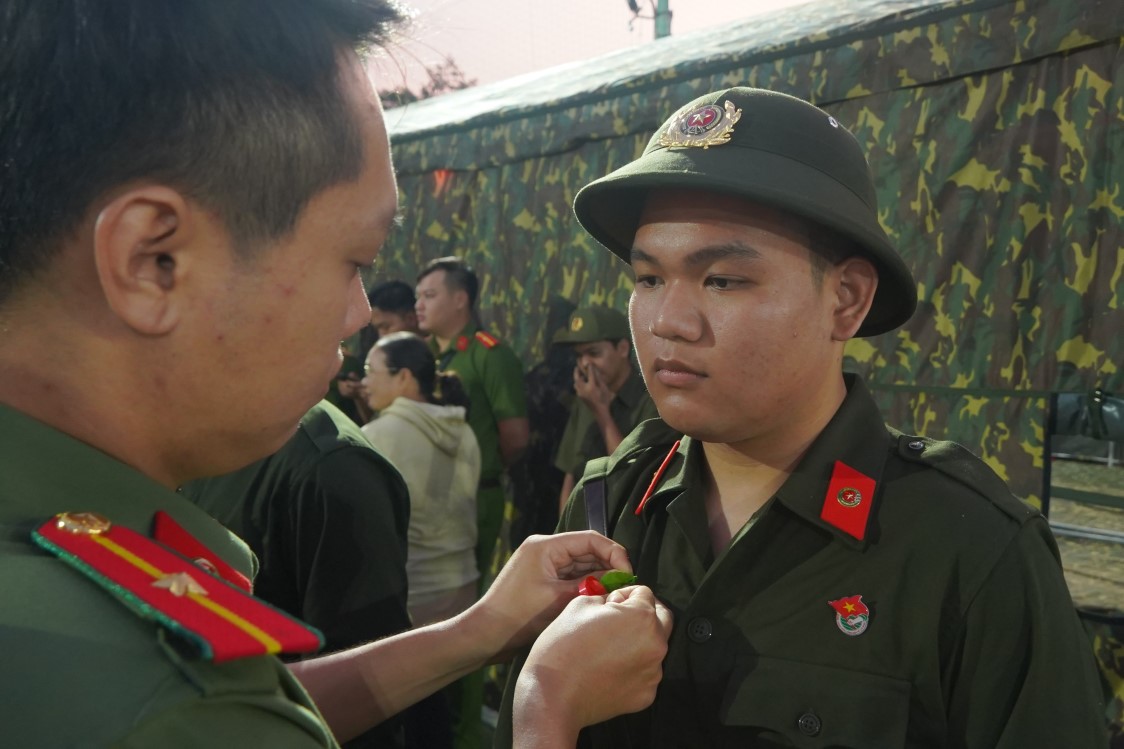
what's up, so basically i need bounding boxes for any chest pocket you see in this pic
[719,655,910,748]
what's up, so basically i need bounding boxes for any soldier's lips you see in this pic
[652,358,706,387]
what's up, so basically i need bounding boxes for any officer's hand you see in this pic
[513,585,673,743]
[473,531,631,660]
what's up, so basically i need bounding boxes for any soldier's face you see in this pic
[573,339,631,389]
[415,270,463,337]
[629,190,844,449]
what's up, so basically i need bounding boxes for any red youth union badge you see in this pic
[828,595,870,636]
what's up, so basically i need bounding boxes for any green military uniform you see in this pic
[0,403,338,748]
[430,322,526,575]
[497,375,1106,748]
[183,400,411,749]
[553,367,658,480]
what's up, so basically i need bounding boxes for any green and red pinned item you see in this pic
[578,569,638,596]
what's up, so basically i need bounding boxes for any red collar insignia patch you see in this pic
[819,460,876,540]
[456,335,469,352]
[828,594,870,636]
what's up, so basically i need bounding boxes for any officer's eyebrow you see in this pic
[630,243,762,267]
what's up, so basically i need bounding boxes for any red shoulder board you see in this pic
[33,512,323,662]
[819,461,876,541]
[474,330,500,349]
[153,511,251,593]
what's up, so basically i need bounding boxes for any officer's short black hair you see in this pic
[367,280,416,314]
[417,257,479,309]
[0,0,402,305]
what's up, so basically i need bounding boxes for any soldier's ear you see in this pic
[830,256,878,341]
[92,186,196,336]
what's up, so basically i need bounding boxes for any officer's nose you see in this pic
[343,275,371,339]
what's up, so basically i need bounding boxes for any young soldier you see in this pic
[498,87,1105,747]
[551,306,660,511]
[0,3,672,747]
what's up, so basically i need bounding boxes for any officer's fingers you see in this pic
[535,531,633,578]
[653,599,674,636]
[606,584,655,606]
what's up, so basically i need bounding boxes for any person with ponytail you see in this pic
[361,332,481,626]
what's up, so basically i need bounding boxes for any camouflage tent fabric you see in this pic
[376,0,1122,505]
[373,0,1123,733]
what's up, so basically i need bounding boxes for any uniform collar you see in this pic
[0,402,257,576]
[773,374,890,549]
[631,374,888,549]
[433,321,480,355]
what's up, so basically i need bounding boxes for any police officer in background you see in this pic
[0,2,672,747]
[497,87,1105,747]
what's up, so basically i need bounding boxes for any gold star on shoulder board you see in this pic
[152,572,208,597]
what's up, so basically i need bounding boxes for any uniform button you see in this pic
[908,439,925,451]
[797,710,822,736]
[686,617,713,643]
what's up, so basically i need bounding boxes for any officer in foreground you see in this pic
[498,87,1106,746]
[0,2,671,747]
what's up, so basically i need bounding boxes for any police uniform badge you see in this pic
[657,100,741,149]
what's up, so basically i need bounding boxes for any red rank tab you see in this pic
[153,511,251,593]
[819,461,876,541]
[34,514,323,662]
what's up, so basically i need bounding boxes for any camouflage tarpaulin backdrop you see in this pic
[375,0,1123,733]
[377,0,1122,504]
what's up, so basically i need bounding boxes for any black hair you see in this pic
[0,0,402,304]
[375,332,470,410]
[367,280,416,314]
[417,256,479,309]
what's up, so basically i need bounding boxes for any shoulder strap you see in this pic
[33,512,323,663]
[584,478,608,536]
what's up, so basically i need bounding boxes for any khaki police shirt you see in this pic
[495,375,1106,748]
[0,404,337,748]
[431,322,527,483]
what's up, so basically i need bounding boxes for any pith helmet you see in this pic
[572,87,917,336]
[551,306,630,345]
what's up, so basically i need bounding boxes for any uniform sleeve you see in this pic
[482,345,528,421]
[285,446,412,651]
[946,517,1107,748]
[494,483,592,749]
[116,696,337,748]
[553,402,585,475]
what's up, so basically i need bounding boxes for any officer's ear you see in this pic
[829,256,878,341]
[92,186,199,336]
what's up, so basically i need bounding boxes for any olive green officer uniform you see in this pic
[496,375,1106,747]
[553,367,658,480]
[430,322,527,576]
[183,400,412,749]
[0,403,338,748]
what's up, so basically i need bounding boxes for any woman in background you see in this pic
[361,331,481,626]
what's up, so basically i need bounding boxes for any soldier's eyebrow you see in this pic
[631,242,762,268]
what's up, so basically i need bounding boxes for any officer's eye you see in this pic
[705,276,741,290]
[635,275,661,289]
